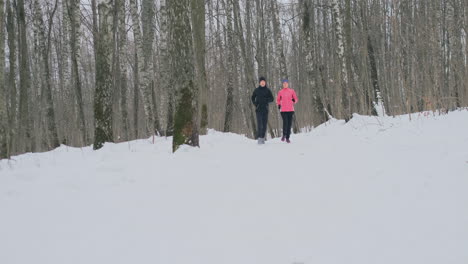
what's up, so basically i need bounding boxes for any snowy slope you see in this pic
[1,110,468,264]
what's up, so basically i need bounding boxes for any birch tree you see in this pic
[130,0,155,135]
[330,0,351,121]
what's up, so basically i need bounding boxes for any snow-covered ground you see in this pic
[1,110,468,264]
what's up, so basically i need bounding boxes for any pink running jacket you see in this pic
[277,88,298,112]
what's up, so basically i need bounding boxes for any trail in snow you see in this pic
[1,110,468,264]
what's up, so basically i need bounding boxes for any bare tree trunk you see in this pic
[0,0,7,158]
[441,0,450,110]
[158,0,175,137]
[67,0,87,145]
[344,0,360,114]
[223,0,235,132]
[170,0,199,152]
[330,0,351,121]
[91,0,98,52]
[360,1,384,116]
[301,0,327,125]
[33,0,60,150]
[158,0,170,136]
[142,0,160,134]
[465,0,468,104]
[16,0,33,152]
[233,0,257,138]
[191,0,208,134]
[451,0,462,108]
[117,0,129,141]
[55,0,71,145]
[5,0,16,156]
[132,50,139,139]
[93,0,114,150]
[255,0,266,79]
[129,0,155,135]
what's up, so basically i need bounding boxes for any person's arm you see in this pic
[292,90,298,103]
[268,89,274,103]
[277,90,282,110]
[251,89,257,105]
[276,90,281,106]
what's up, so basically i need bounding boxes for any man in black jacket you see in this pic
[251,77,274,144]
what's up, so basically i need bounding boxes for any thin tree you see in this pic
[223,0,235,133]
[330,0,351,121]
[191,0,209,134]
[16,0,33,152]
[117,0,129,141]
[67,0,87,145]
[0,0,7,158]
[129,0,155,136]
[5,0,16,155]
[159,0,170,136]
[33,0,60,149]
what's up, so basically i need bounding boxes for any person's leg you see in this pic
[256,111,263,139]
[261,111,269,139]
[281,112,287,138]
[286,112,294,139]
[290,112,295,138]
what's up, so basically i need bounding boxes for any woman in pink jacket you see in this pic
[277,79,298,143]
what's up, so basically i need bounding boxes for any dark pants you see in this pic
[256,111,269,139]
[281,112,294,139]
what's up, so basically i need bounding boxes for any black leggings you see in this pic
[281,112,294,139]
[256,111,269,139]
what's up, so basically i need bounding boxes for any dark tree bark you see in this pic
[5,0,16,156]
[301,0,327,125]
[255,0,266,79]
[222,0,235,133]
[191,0,209,134]
[93,0,114,150]
[33,0,60,150]
[117,0,129,141]
[0,0,7,158]
[16,0,33,152]
[169,0,199,152]
[67,0,87,145]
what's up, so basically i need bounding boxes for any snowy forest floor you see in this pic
[1,110,468,264]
